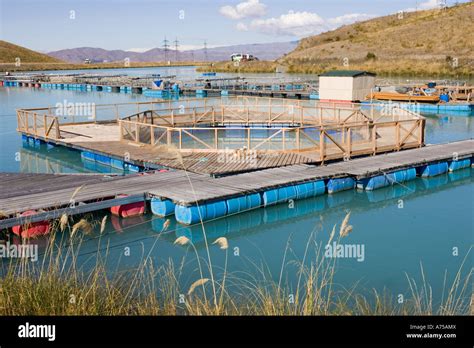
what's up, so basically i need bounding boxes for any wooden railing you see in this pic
[118,117,425,162]
[17,110,60,139]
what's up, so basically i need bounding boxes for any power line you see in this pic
[162,36,170,62]
[173,37,179,62]
[203,40,208,61]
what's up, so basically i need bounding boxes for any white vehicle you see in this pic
[231,53,258,62]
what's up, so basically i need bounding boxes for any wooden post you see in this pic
[296,128,300,150]
[171,110,174,126]
[215,128,218,149]
[372,124,377,155]
[54,117,60,139]
[92,104,97,123]
[150,125,155,145]
[179,129,182,149]
[347,127,352,158]
[193,108,196,126]
[319,128,325,163]
[33,113,37,135]
[282,129,286,150]
[247,128,251,149]
[43,115,47,137]
[395,122,400,150]
[419,119,425,147]
[135,123,139,143]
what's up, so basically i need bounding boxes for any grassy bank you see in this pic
[0,61,207,73]
[198,60,473,78]
[0,214,471,316]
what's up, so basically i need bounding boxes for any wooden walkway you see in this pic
[0,139,472,229]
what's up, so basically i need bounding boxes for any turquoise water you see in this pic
[1,68,473,307]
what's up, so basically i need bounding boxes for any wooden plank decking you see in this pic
[0,139,472,229]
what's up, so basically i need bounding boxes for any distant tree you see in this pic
[366,52,377,61]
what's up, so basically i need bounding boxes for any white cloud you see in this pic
[327,13,375,26]
[419,0,440,9]
[244,10,374,37]
[236,22,249,31]
[219,0,267,20]
[127,47,154,52]
[404,0,442,12]
[248,11,325,36]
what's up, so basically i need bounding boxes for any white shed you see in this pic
[319,70,376,102]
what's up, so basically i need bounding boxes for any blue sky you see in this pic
[0,0,468,52]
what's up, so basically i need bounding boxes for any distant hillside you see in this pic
[47,41,298,63]
[279,3,473,76]
[0,40,63,63]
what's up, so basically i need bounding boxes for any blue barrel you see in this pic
[277,186,297,202]
[263,188,279,206]
[226,196,248,215]
[151,197,176,217]
[440,94,449,103]
[419,162,448,177]
[295,180,325,199]
[405,168,417,181]
[327,177,355,194]
[364,175,389,191]
[247,193,261,209]
[95,154,111,166]
[175,204,206,225]
[81,151,95,162]
[110,158,124,170]
[295,182,314,199]
[387,170,406,184]
[205,201,227,220]
[448,159,470,172]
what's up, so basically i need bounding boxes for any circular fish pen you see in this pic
[118,97,425,163]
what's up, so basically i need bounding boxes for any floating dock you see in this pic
[0,139,472,229]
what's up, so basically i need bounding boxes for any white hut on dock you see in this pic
[319,70,376,103]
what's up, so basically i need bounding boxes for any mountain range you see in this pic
[47,41,298,63]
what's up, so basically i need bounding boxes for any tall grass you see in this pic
[0,212,471,316]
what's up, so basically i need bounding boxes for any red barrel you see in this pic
[111,195,145,218]
[12,210,51,238]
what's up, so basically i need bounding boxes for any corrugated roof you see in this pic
[319,70,376,77]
